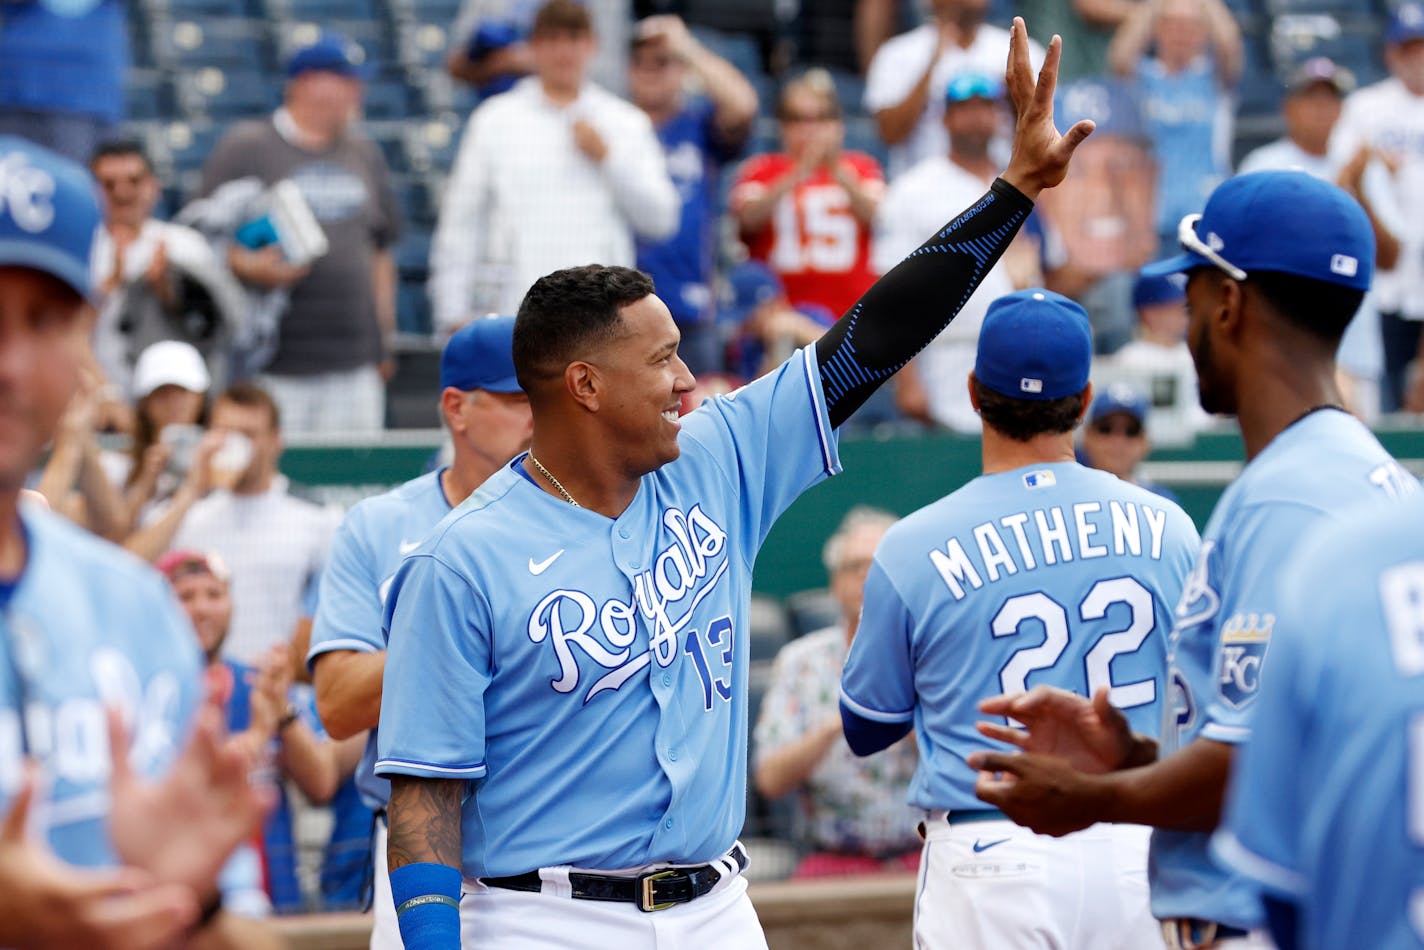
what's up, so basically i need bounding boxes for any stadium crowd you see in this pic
[0,0,1422,944]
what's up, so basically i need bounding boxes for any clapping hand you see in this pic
[0,765,198,950]
[108,667,274,902]
[973,685,1138,774]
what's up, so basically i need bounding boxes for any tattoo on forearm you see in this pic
[387,777,463,870]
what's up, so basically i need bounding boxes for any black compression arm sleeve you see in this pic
[815,177,1035,428]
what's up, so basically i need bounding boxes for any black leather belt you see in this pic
[481,843,748,913]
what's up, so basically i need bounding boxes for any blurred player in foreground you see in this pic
[376,19,1094,950]
[308,315,531,948]
[1212,494,1424,950]
[968,171,1417,949]
[0,136,271,947]
[841,288,1198,948]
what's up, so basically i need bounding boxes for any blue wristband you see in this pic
[390,862,462,949]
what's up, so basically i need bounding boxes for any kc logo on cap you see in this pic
[0,136,101,300]
[0,152,58,235]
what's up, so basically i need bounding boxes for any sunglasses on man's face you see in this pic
[1091,417,1144,438]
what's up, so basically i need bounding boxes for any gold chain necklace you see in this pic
[528,454,580,508]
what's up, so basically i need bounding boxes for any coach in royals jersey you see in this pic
[968,171,1418,950]
[841,288,1198,949]
[0,136,272,948]
[376,19,1095,949]
[308,314,530,949]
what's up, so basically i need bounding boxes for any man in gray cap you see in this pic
[1239,57,1354,179]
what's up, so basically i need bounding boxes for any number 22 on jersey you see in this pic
[994,577,1158,708]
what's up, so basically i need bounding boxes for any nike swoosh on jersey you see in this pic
[972,838,1010,853]
[528,550,566,575]
[399,539,421,555]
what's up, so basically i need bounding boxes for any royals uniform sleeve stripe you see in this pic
[1210,829,1308,898]
[801,346,840,477]
[838,686,914,723]
[374,758,489,779]
[1200,721,1251,744]
[307,638,381,659]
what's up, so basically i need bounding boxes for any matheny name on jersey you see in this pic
[929,501,1170,601]
[526,505,730,705]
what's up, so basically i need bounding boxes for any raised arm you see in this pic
[1073,0,1141,29]
[816,19,1094,427]
[1107,0,1156,78]
[643,16,758,147]
[872,21,953,145]
[1200,0,1244,86]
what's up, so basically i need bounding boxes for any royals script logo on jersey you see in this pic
[526,505,730,705]
[1173,540,1220,630]
[0,644,184,800]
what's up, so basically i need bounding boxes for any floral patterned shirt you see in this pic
[754,626,921,855]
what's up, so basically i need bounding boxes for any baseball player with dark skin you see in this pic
[378,19,1093,949]
[967,170,1416,948]
[0,137,275,949]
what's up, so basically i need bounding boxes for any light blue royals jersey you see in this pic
[1138,55,1233,238]
[0,507,203,867]
[1157,408,1416,928]
[307,469,452,810]
[376,347,839,879]
[1213,494,1424,950]
[841,462,1199,811]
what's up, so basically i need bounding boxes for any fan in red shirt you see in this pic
[731,69,884,318]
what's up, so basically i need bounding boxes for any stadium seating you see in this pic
[748,593,794,662]
[113,0,1397,374]
[783,588,840,640]
[157,17,273,71]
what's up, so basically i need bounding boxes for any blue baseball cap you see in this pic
[1132,270,1186,309]
[286,30,374,80]
[1089,383,1149,425]
[944,72,1003,104]
[0,136,100,300]
[1389,2,1424,45]
[1141,171,1374,291]
[975,289,1093,400]
[440,315,521,392]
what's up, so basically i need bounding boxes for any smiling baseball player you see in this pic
[376,20,1095,949]
[839,288,1199,949]
[968,171,1418,950]
[307,315,530,948]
